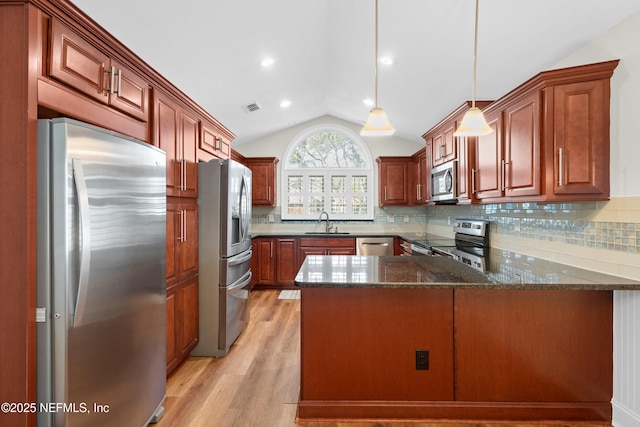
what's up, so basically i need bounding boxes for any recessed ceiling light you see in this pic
[363,99,375,107]
[260,57,275,68]
[379,57,394,65]
[280,99,292,108]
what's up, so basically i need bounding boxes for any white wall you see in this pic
[553,11,640,427]
[552,11,640,198]
[234,114,422,160]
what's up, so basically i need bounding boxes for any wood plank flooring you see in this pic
[156,290,610,427]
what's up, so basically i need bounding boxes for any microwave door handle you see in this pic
[72,158,91,327]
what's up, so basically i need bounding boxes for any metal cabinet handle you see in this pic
[116,69,122,96]
[558,148,564,186]
[216,136,222,151]
[471,169,477,194]
[105,66,116,94]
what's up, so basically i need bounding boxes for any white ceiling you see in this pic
[71,0,640,146]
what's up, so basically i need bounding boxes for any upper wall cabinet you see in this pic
[199,119,232,162]
[153,90,198,198]
[377,157,411,206]
[47,18,149,122]
[428,61,618,204]
[244,157,279,206]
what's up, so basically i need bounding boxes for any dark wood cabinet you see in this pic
[199,120,231,161]
[503,91,541,198]
[252,237,301,289]
[153,91,198,198]
[411,148,428,205]
[48,18,149,122]
[253,237,277,287]
[550,80,610,199]
[299,237,356,259]
[377,156,411,206]
[166,199,198,373]
[431,123,456,166]
[166,275,199,375]
[470,110,504,201]
[244,157,278,206]
[276,239,298,287]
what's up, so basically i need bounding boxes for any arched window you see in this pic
[281,125,374,220]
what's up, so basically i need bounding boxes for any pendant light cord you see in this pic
[472,0,479,108]
[374,0,379,108]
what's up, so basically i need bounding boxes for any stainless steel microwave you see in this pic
[430,160,457,202]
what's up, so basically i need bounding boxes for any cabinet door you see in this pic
[200,121,230,160]
[411,149,428,205]
[328,247,356,256]
[108,59,149,122]
[504,92,541,198]
[553,80,609,198]
[166,203,180,286]
[177,276,199,358]
[248,161,276,206]
[378,158,410,206]
[179,203,199,279]
[166,286,178,374]
[472,111,503,200]
[456,136,471,202]
[49,19,110,104]
[276,239,298,286]
[154,92,180,197]
[255,238,276,286]
[431,124,456,166]
[180,110,199,198]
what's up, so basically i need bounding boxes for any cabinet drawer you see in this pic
[299,237,356,247]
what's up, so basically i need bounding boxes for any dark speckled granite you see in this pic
[294,255,640,290]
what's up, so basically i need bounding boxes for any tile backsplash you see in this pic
[253,197,640,279]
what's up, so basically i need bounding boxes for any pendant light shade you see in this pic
[454,0,493,137]
[361,107,395,136]
[361,0,395,136]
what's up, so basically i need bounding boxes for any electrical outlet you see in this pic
[386,215,395,223]
[416,350,429,370]
[268,214,275,223]
[403,215,410,223]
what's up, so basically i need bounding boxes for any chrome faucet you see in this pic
[318,211,333,233]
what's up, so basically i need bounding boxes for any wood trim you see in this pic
[0,4,40,427]
[296,400,611,423]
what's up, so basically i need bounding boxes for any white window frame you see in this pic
[281,124,374,221]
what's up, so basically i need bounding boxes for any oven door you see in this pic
[430,160,457,202]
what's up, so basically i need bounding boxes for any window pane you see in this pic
[353,176,367,193]
[352,196,368,214]
[288,176,303,193]
[309,176,324,193]
[331,176,346,193]
[308,196,324,214]
[287,196,303,215]
[331,197,346,215]
[287,132,367,168]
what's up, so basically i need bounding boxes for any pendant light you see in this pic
[361,0,395,136]
[454,0,493,137]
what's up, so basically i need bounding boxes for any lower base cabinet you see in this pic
[166,276,199,375]
[297,287,613,423]
[252,237,356,290]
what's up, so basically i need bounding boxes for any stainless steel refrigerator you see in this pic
[36,118,167,427]
[192,159,252,357]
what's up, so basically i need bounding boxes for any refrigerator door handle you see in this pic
[228,249,252,267]
[228,270,252,292]
[72,158,91,327]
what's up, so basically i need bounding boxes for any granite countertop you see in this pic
[294,255,640,290]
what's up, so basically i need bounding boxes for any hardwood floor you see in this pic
[157,290,610,427]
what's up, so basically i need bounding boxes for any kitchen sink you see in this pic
[304,232,351,235]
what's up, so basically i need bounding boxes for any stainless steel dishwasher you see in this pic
[356,237,394,256]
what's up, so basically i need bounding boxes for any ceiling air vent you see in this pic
[242,102,261,113]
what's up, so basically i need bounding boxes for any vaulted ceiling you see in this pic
[71,0,640,146]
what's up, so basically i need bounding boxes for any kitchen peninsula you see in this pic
[294,255,640,424]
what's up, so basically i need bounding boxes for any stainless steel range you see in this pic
[411,219,490,273]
